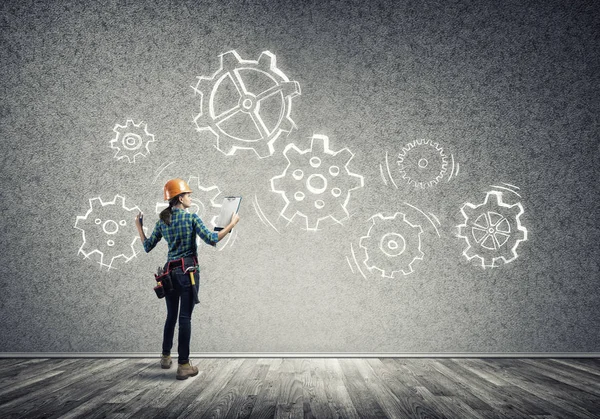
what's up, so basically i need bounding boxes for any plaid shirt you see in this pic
[143,208,218,260]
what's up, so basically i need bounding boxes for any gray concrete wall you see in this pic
[1,0,598,353]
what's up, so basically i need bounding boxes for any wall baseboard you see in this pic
[1,352,599,358]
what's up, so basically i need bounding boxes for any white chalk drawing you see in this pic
[110,120,155,163]
[348,242,367,280]
[193,50,301,158]
[397,139,448,188]
[75,195,143,270]
[154,175,237,250]
[380,140,457,188]
[447,153,460,182]
[152,161,176,186]
[270,134,364,231]
[359,212,424,277]
[403,202,441,237]
[489,182,521,198]
[457,190,528,268]
[381,151,399,189]
[252,194,280,234]
[347,202,442,278]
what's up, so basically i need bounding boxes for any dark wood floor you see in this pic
[0,358,599,418]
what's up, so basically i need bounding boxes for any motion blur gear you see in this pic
[164,178,192,201]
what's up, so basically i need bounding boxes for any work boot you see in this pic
[160,355,172,369]
[176,361,199,380]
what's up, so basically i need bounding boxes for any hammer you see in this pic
[184,266,200,305]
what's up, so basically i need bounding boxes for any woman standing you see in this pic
[135,178,240,380]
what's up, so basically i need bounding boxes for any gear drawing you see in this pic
[457,191,528,268]
[75,195,142,270]
[110,120,155,163]
[270,134,364,231]
[396,139,448,188]
[359,213,424,277]
[193,50,301,158]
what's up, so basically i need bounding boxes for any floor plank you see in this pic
[316,358,361,419]
[483,358,600,419]
[0,358,599,419]
[432,359,540,419]
[338,359,388,418]
[549,359,600,377]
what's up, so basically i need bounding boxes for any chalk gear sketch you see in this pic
[457,191,528,268]
[110,120,155,163]
[397,139,449,188]
[360,213,424,277]
[154,176,236,250]
[193,50,301,158]
[75,195,143,269]
[271,134,364,231]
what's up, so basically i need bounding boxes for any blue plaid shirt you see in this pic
[143,208,219,260]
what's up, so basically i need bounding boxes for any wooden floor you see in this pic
[0,358,599,418]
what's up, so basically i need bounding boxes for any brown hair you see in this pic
[159,195,183,226]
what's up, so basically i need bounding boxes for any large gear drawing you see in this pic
[359,213,424,277]
[396,139,448,188]
[110,120,155,163]
[457,191,528,268]
[193,50,301,158]
[75,195,143,270]
[270,134,364,231]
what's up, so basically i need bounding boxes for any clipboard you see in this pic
[214,196,242,231]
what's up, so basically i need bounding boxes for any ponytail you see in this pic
[160,196,181,226]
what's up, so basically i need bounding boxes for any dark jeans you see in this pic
[161,265,199,364]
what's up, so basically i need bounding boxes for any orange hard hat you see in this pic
[164,178,192,201]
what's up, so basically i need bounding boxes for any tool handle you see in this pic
[190,271,200,305]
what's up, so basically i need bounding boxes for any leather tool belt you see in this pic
[154,256,198,299]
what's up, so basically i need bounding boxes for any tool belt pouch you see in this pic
[154,282,165,299]
[154,272,174,297]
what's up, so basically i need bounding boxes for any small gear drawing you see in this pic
[193,50,301,158]
[110,120,155,163]
[271,134,364,231]
[359,213,424,277]
[457,191,528,268]
[75,195,143,270]
[396,139,448,188]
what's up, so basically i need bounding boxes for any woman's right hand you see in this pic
[231,213,240,226]
[135,211,144,229]
[134,211,147,242]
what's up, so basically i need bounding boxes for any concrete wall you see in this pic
[1,0,598,353]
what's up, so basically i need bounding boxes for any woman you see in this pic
[135,178,240,380]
